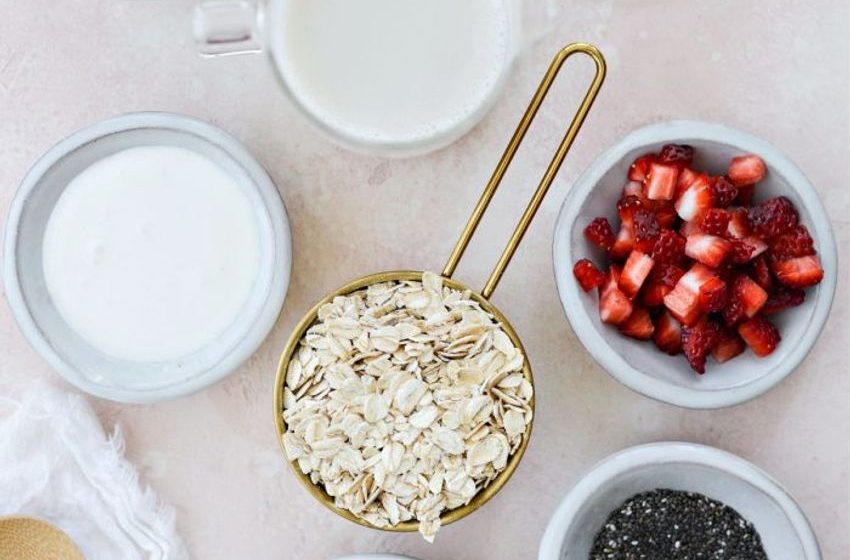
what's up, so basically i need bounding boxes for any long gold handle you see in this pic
[442,42,606,299]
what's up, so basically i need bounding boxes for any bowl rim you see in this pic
[552,119,838,409]
[537,441,822,560]
[2,111,292,403]
[273,269,534,532]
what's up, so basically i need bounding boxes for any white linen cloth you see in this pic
[0,383,188,559]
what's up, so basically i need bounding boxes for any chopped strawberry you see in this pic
[643,264,685,306]
[768,225,815,260]
[608,225,635,260]
[749,255,773,291]
[623,180,644,199]
[763,285,806,315]
[676,167,698,197]
[712,328,746,363]
[629,153,656,183]
[738,316,781,357]
[771,255,824,288]
[742,236,768,258]
[735,184,755,206]
[653,311,683,355]
[726,208,750,239]
[723,274,767,326]
[573,259,606,291]
[699,209,731,236]
[710,176,738,208]
[633,209,661,252]
[682,318,720,373]
[654,203,678,228]
[618,195,643,223]
[651,230,687,265]
[620,306,655,340]
[674,173,713,221]
[685,233,732,268]
[698,276,728,312]
[748,196,798,238]
[679,219,702,237]
[645,161,680,200]
[727,154,766,187]
[599,266,633,325]
[658,144,694,167]
[664,263,716,326]
[619,251,655,299]
[728,240,756,265]
[584,217,616,250]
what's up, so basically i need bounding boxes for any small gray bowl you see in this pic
[538,442,821,559]
[553,120,837,409]
[3,112,292,403]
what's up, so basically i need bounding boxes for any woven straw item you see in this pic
[0,516,84,560]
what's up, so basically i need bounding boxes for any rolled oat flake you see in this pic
[589,489,768,559]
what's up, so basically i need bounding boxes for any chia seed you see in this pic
[588,489,768,559]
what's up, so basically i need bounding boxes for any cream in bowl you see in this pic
[4,112,291,403]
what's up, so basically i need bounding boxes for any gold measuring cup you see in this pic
[274,43,606,531]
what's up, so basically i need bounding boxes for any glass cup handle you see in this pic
[193,0,265,56]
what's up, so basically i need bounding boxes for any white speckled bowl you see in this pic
[3,112,292,403]
[538,442,821,560]
[553,120,837,408]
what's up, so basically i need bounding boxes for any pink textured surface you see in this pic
[0,1,848,558]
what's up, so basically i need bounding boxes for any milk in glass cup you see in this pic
[194,0,558,157]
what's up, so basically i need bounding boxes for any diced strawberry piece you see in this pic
[742,236,767,258]
[763,285,806,315]
[645,162,680,200]
[623,180,644,199]
[664,263,717,326]
[619,251,655,299]
[728,240,756,265]
[584,217,616,250]
[682,318,721,373]
[653,310,683,355]
[608,225,635,260]
[712,328,746,363]
[679,219,702,237]
[573,259,606,292]
[633,209,660,252]
[749,255,773,291]
[654,203,678,228]
[748,196,798,238]
[676,167,698,197]
[698,276,728,312]
[629,153,656,183]
[768,225,815,260]
[726,208,750,239]
[727,154,766,187]
[771,255,824,288]
[738,316,781,357]
[735,184,755,206]
[674,173,713,221]
[699,209,731,236]
[723,274,768,327]
[710,176,738,208]
[619,306,655,340]
[617,195,643,225]
[685,233,732,268]
[651,230,687,265]
[642,264,684,307]
[658,144,694,167]
[599,269,634,326]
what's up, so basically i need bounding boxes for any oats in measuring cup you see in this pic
[281,272,533,541]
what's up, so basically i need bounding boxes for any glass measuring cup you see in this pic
[273,43,606,532]
[194,0,560,157]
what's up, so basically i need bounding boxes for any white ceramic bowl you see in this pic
[335,555,420,560]
[3,112,291,403]
[539,442,821,560]
[553,120,837,408]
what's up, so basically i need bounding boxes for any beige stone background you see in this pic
[1,0,848,558]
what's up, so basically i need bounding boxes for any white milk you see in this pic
[269,0,514,148]
[42,146,261,362]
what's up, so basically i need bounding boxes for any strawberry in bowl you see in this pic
[554,121,837,408]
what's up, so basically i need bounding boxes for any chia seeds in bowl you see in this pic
[589,489,767,559]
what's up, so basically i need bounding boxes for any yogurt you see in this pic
[268,0,514,149]
[42,146,261,362]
